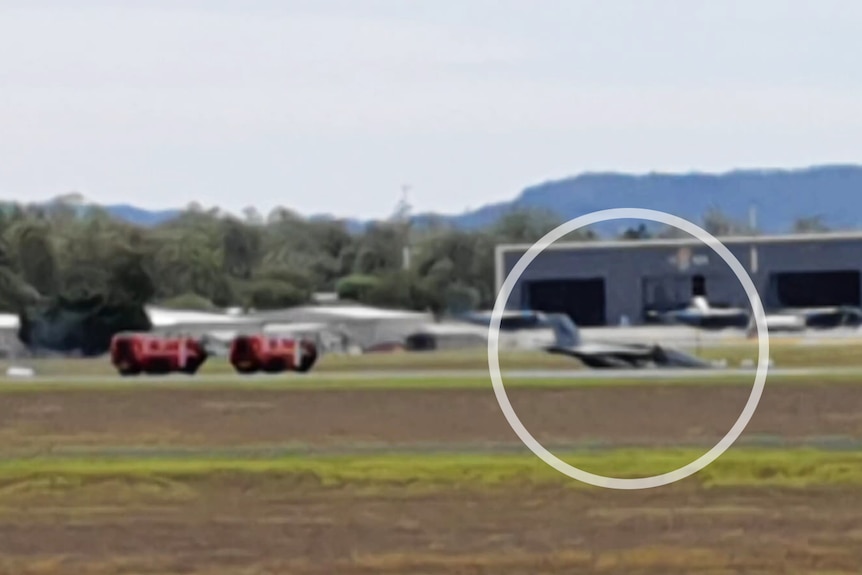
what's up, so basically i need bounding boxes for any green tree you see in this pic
[792,215,830,233]
[353,222,403,275]
[336,274,380,302]
[12,222,59,296]
[244,279,308,310]
[157,293,217,310]
[701,207,756,237]
[491,207,562,243]
[222,217,262,280]
[619,223,651,240]
[107,246,156,306]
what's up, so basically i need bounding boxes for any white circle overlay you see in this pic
[488,208,770,490]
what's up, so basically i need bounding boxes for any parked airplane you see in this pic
[648,294,862,333]
[759,305,862,332]
[459,310,713,369]
[645,296,750,329]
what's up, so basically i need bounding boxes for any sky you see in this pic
[1,0,861,220]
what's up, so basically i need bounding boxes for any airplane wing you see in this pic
[545,341,712,369]
[656,309,750,329]
[799,307,862,328]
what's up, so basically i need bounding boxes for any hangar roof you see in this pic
[496,229,862,253]
[145,306,260,327]
[251,305,430,322]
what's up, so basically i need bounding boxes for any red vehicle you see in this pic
[109,332,209,376]
[229,334,318,374]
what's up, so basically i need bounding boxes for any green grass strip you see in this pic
[3,369,862,392]
[1,448,861,488]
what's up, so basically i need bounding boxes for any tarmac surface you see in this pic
[2,366,862,385]
[2,376,862,454]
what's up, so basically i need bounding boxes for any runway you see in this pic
[3,366,862,385]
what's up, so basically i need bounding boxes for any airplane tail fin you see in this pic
[546,313,581,347]
[691,295,710,311]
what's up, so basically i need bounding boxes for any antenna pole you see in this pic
[395,185,412,270]
[749,203,759,274]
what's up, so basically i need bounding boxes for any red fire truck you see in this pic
[109,332,209,376]
[228,334,318,374]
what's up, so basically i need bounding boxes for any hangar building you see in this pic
[494,232,862,327]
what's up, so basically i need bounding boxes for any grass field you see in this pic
[3,448,862,488]
[2,344,862,574]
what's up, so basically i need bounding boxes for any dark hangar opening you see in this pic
[524,278,606,326]
[769,270,861,308]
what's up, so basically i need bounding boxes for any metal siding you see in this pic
[500,238,862,324]
[753,240,862,308]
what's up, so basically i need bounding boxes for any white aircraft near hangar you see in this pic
[646,295,862,333]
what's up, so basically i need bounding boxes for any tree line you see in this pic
[0,199,834,318]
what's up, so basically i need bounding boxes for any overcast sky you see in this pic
[1,0,860,219]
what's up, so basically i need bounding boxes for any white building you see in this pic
[403,322,489,351]
[250,304,433,351]
[0,313,25,358]
[145,306,263,336]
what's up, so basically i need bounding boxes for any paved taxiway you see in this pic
[3,366,862,385]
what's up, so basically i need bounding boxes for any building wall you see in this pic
[498,236,862,325]
[0,329,27,358]
[753,240,862,307]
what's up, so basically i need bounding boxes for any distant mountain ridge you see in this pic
[7,165,862,234]
[407,164,862,235]
[100,204,183,227]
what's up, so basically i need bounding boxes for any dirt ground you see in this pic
[1,383,862,451]
[1,483,861,574]
[2,382,862,574]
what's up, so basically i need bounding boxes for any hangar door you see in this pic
[769,270,861,308]
[525,278,606,326]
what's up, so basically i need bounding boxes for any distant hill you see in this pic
[408,164,862,235]
[100,204,182,227]
[0,196,182,228]
[7,165,862,234]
